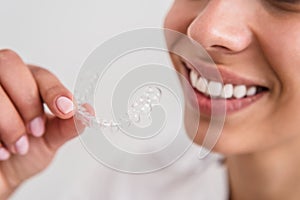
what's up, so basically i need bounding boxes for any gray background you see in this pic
[0,0,173,199]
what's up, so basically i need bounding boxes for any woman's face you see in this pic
[164,0,300,155]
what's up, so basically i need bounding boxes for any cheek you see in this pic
[259,24,300,138]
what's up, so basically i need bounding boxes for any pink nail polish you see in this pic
[15,136,29,155]
[0,148,10,160]
[29,116,44,137]
[56,96,74,114]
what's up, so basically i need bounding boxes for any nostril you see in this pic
[210,45,232,52]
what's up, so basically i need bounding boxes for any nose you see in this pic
[187,0,253,54]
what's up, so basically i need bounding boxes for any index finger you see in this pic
[29,65,74,119]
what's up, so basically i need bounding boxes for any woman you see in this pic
[1,0,300,199]
[165,0,300,199]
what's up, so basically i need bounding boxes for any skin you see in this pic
[1,0,300,199]
[164,0,300,199]
[0,49,83,199]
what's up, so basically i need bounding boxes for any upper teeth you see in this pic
[190,70,258,99]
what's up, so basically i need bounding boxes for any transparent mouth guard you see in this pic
[73,28,226,173]
[75,85,162,131]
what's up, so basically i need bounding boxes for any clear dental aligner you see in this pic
[75,85,162,132]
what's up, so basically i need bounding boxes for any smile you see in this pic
[189,70,267,99]
[182,60,269,115]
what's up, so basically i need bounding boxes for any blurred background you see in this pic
[0,0,173,199]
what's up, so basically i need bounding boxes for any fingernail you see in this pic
[56,96,74,114]
[29,116,44,137]
[0,148,10,160]
[15,135,29,155]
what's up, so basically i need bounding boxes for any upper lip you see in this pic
[182,59,269,88]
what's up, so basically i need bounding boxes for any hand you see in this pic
[0,49,84,199]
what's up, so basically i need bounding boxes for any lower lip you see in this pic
[194,88,265,116]
[182,66,267,116]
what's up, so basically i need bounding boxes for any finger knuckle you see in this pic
[21,87,40,110]
[30,65,51,77]
[0,49,20,64]
[44,85,64,103]
[1,122,26,144]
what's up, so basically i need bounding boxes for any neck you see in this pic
[227,136,300,200]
